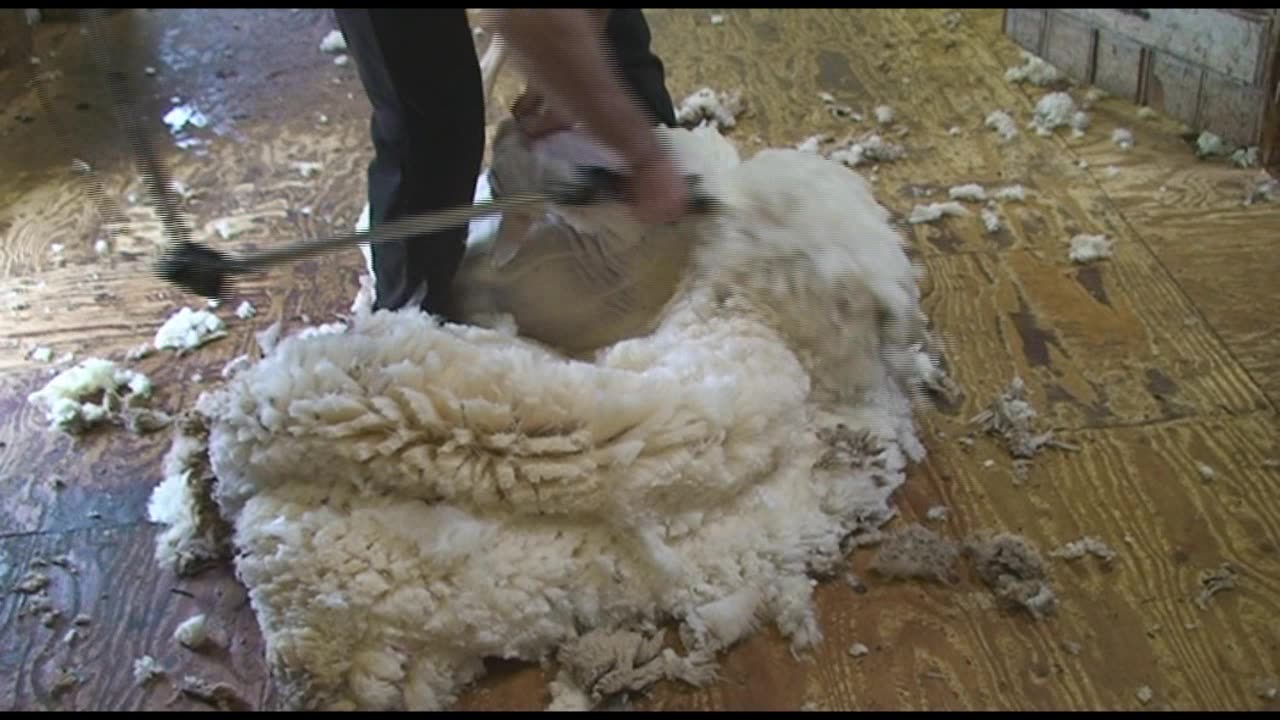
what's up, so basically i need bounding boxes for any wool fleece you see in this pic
[149,124,945,710]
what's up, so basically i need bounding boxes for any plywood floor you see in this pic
[2,8,1278,712]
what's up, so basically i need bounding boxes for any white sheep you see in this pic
[152,31,945,712]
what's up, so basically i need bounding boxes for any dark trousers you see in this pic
[335,9,676,316]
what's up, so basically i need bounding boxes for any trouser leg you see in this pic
[336,9,484,317]
[605,9,677,128]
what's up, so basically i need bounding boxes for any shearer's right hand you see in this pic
[624,149,689,225]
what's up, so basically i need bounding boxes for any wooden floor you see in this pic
[2,8,1278,712]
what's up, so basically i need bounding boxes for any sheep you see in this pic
[149,27,945,713]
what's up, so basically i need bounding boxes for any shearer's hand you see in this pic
[623,148,689,225]
[491,9,690,225]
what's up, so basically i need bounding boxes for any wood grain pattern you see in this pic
[919,249,1268,432]
[0,523,274,711]
[1088,207,1280,406]
[0,252,372,537]
[456,413,1280,711]
[1,6,1277,713]
[1064,88,1280,407]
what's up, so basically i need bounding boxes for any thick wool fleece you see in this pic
[151,125,942,710]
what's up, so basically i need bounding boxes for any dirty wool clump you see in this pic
[1004,51,1063,86]
[1243,171,1277,207]
[675,87,745,131]
[1068,233,1113,264]
[319,29,346,54]
[1069,110,1090,137]
[984,110,1019,142]
[179,675,253,711]
[175,613,213,650]
[13,570,50,594]
[14,569,62,628]
[948,184,986,202]
[1050,536,1116,564]
[26,358,168,435]
[1030,92,1076,136]
[966,533,1056,620]
[870,523,959,584]
[50,667,81,697]
[971,377,1077,463]
[1194,563,1237,610]
[994,185,1027,202]
[148,412,234,577]
[817,92,859,121]
[980,205,1002,234]
[548,628,716,710]
[907,202,968,225]
[133,655,165,686]
[149,125,944,711]
[828,134,906,168]
[1194,131,1230,159]
[1230,146,1259,169]
[154,307,227,353]
[796,133,831,154]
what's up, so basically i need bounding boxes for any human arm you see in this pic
[486,9,687,224]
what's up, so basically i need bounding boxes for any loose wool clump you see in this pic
[155,307,227,353]
[674,87,745,131]
[175,613,213,650]
[984,110,1019,142]
[907,202,969,224]
[948,184,986,202]
[1195,131,1229,158]
[980,205,1002,234]
[1069,233,1113,264]
[1030,92,1076,136]
[150,121,945,711]
[828,134,907,168]
[27,358,164,435]
[1004,51,1062,86]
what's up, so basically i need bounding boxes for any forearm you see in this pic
[490,9,664,168]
